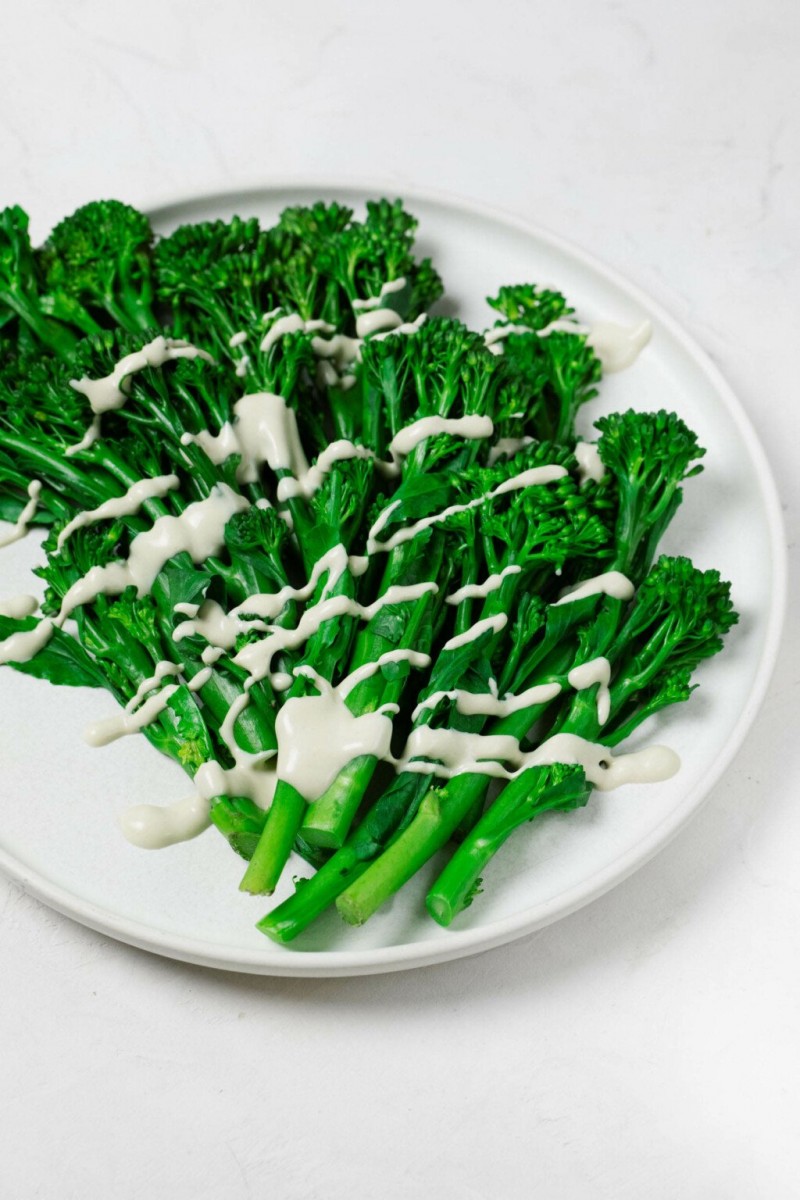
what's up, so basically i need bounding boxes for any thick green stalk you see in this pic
[0,432,112,506]
[334,702,541,925]
[299,755,376,849]
[310,565,533,858]
[0,287,78,358]
[336,774,490,926]
[236,537,370,890]
[426,767,589,926]
[298,537,447,848]
[239,780,307,895]
[258,771,432,942]
[257,844,369,942]
[326,592,602,925]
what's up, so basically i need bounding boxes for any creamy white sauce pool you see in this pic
[0,594,39,619]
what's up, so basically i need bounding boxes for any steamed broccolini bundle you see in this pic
[0,196,736,944]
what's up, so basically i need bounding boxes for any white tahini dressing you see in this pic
[0,617,61,665]
[568,656,612,725]
[64,418,102,457]
[84,656,213,748]
[355,308,403,338]
[67,336,213,454]
[276,440,394,501]
[231,580,438,687]
[113,659,282,847]
[488,437,533,465]
[120,756,281,851]
[195,759,278,813]
[314,325,416,386]
[262,300,437,389]
[310,331,362,374]
[0,485,247,666]
[372,313,427,342]
[352,277,406,312]
[125,660,183,711]
[260,313,335,355]
[85,684,181,747]
[484,317,583,354]
[0,481,42,549]
[182,392,309,486]
[442,613,507,653]
[395,727,522,778]
[0,594,38,619]
[447,564,522,605]
[387,415,494,465]
[173,599,243,650]
[173,544,365,661]
[552,571,634,607]
[412,680,562,722]
[366,463,568,554]
[274,668,394,802]
[395,727,679,788]
[56,474,179,549]
[484,315,652,373]
[574,442,605,485]
[183,395,398,501]
[336,649,431,699]
[295,302,427,388]
[119,793,214,850]
[587,320,652,373]
[228,332,250,377]
[61,485,247,609]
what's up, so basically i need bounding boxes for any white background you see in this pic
[2,2,799,1197]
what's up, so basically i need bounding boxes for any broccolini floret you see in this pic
[40,200,158,335]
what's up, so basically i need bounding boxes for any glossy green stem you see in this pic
[300,755,376,849]
[257,845,368,943]
[239,780,307,896]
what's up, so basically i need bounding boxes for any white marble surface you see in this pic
[1,2,798,1197]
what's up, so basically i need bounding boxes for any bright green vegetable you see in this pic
[262,409,719,939]
[40,200,159,335]
[426,555,737,925]
[0,195,736,949]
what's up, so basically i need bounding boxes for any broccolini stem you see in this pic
[334,703,549,926]
[336,774,490,926]
[239,780,307,896]
[0,432,112,505]
[426,767,589,926]
[298,540,448,849]
[299,754,376,849]
[257,772,433,942]
[0,290,79,358]
[257,844,369,943]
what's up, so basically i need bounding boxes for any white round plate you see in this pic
[0,185,785,976]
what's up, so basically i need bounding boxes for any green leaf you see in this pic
[150,563,211,614]
[0,616,105,688]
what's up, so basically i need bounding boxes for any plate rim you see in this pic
[0,179,787,977]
